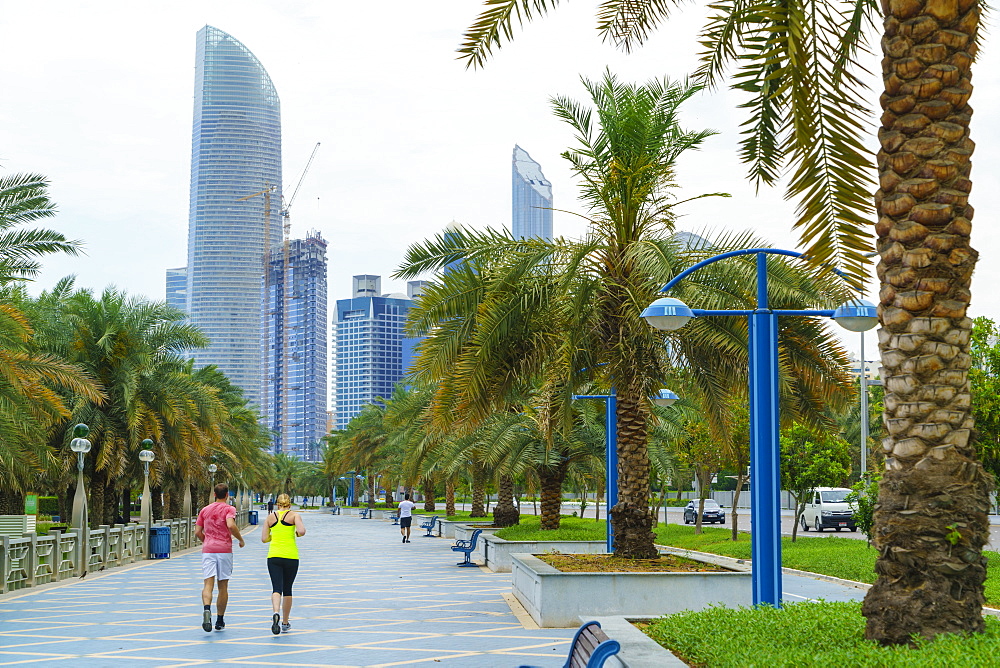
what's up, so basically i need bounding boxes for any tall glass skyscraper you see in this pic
[186,25,282,406]
[165,267,187,313]
[512,145,553,240]
[264,234,328,461]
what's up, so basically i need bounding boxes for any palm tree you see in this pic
[458,0,988,643]
[401,73,854,557]
[0,173,81,284]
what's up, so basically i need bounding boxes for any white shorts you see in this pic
[202,552,234,581]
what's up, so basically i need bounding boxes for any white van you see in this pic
[800,487,856,532]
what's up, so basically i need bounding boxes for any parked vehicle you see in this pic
[800,487,856,532]
[683,499,726,525]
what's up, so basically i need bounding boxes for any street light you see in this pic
[641,248,877,608]
[834,298,879,477]
[69,423,91,577]
[138,440,155,554]
[572,387,680,553]
[208,463,218,502]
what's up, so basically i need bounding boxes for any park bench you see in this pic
[389,512,400,525]
[420,515,439,537]
[519,620,621,668]
[359,508,371,519]
[329,505,341,515]
[451,528,482,567]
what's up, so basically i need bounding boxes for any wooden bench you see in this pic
[359,508,371,519]
[419,515,439,537]
[519,620,621,668]
[451,528,482,567]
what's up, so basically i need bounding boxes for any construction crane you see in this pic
[278,142,321,459]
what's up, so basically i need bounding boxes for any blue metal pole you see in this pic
[748,253,782,607]
[606,390,618,553]
[349,476,355,507]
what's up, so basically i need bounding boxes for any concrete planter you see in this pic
[511,553,752,628]
[437,518,492,538]
[482,535,606,573]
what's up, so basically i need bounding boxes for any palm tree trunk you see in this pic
[470,462,487,517]
[151,485,163,521]
[493,474,519,527]
[90,469,106,527]
[595,480,603,521]
[864,0,990,643]
[538,460,567,530]
[612,386,658,558]
[445,477,456,516]
[0,489,24,515]
[367,478,376,510]
[422,477,436,511]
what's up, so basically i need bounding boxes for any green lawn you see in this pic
[653,524,1000,607]
[493,515,606,542]
[642,601,1000,667]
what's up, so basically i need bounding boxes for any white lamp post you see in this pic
[208,463,218,503]
[138,440,155,555]
[69,424,92,576]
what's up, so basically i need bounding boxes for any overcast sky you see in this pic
[2,0,999,364]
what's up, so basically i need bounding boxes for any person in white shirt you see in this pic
[398,493,416,543]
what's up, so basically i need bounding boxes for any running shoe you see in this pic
[281,622,292,633]
[215,617,225,631]
[202,609,212,632]
[271,613,281,635]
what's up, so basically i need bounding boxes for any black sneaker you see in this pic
[402,536,406,543]
[202,609,212,632]
[271,613,281,635]
[215,617,225,631]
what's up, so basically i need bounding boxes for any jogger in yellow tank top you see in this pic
[261,493,306,634]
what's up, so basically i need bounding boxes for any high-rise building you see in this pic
[185,25,282,406]
[263,233,328,461]
[401,280,430,372]
[165,267,187,313]
[512,145,553,240]
[332,276,415,430]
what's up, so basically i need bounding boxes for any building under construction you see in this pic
[263,232,329,461]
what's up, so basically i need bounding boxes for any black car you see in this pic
[683,499,726,524]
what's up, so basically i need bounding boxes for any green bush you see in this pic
[663,498,690,507]
[642,601,1000,666]
[35,522,69,536]
[38,496,59,516]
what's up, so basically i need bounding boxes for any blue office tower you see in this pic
[264,234,328,461]
[333,276,418,430]
[512,145,553,240]
[185,25,282,406]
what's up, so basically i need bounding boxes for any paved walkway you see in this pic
[0,512,576,667]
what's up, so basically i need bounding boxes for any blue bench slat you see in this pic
[517,620,620,668]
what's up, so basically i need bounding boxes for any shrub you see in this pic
[38,496,59,516]
[642,601,1000,666]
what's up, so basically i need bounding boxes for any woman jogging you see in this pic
[261,493,306,634]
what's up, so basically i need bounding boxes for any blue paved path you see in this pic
[0,511,575,667]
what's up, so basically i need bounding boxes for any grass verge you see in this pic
[653,524,1000,607]
[493,515,606,541]
[641,600,1000,667]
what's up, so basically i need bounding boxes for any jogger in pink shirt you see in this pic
[195,483,245,632]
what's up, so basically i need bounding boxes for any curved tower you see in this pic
[186,25,282,406]
[511,145,553,240]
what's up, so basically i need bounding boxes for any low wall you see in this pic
[511,553,752,628]
[0,511,250,596]
[482,535,606,572]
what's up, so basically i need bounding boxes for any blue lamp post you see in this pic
[641,248,876,607]
[346,471,357,506]
[572,387,679,553]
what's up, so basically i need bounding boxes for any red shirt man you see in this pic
[195,483,244,632]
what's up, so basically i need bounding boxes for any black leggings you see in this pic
[267,557,299,596]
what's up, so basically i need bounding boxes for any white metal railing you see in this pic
[0,512,248,595]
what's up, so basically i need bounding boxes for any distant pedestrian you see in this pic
[398,493,416,543]
[262,493,306,634]
[195,483,245,632]
[267,498,274,514]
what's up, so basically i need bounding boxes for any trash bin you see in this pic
[249,510,259,525]
[149,525,171,559]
